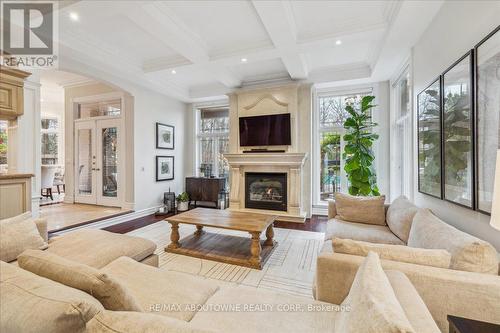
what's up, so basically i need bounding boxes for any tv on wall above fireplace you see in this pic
[239,113,291,147]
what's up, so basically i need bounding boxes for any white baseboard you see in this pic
[51,205,161,236]
[312,206,328,216]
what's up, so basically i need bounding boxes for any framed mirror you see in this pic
[475,26,500,214]
[417,78,442,198]
[442,51,474,208]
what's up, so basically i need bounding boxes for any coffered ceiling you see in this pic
[55,0,444,102]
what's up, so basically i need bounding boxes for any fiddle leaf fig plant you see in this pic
[342,95,380,196]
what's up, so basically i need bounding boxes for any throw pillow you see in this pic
[408,209,498,274]
[333,238,451,268]
[334,193,386,225]
[336,252,415,333]
[0,214,48,262]
[386,195,418,243]
[86,310,215,333]
[17,249,142,312]
[0,261,103,333]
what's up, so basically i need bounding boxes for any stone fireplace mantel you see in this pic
[224,153,308,223]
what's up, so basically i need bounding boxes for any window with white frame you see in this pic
[41,117,59,165]
[314,90,371,204]
[197,107,229,178]
[390,67,412,199]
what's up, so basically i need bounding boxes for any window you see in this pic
[0,120,8,171]
[41,117,59,165]
[390,67,413,199]
[77,99,121,119]
[197,107,229,178]
[315,91,370,204]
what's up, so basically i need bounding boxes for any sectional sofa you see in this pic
[0,210,442,332]
[314,194,500,332]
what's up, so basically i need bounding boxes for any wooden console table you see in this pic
[185,177,225,208]
[165,208,277,269]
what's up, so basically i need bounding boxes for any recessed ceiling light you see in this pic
[335,40,342,45]
[171,69,177,74]
[69,12,79,21]
[241,58,248,63]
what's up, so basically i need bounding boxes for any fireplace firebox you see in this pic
[245,172,287,211]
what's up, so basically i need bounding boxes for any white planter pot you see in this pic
[177,201,189,212]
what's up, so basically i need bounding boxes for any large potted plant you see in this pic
[342,95,380,196]
[176,192,189,212]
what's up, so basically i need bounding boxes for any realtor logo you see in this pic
[1,1,58,68]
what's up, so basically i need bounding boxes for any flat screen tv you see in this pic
[239,113,291,147]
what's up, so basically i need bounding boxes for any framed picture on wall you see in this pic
[156,156,174,181]
[442,50,474,209]
[417,78,442,199]
[475,25,500,214]
[156,123,175,149]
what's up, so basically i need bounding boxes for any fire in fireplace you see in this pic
[245,172,287,211]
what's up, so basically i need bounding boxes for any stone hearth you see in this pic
[224,153,308,223]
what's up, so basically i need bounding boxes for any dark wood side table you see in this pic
[448,315,500,333]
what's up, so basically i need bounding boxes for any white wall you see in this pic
[132,87,186,211]
[412,1,500,250]
[64,83,187,212]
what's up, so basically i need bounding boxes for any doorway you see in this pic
[73,94,124,207]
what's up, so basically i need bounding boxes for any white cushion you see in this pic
[386,196,418,243]
[408,209,498,274]
[333,238,451,269]
[326,219,404,245]
[334,193,386,225]
[336,252,415,333]
[0,213,48,263]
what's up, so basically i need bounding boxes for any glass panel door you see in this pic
[74,118,121,207]
[96,118,121,206]
[74,122,97,204]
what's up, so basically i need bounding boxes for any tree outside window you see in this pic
[197,107,229,179]
[318,93,368,201]
[0,121,8,167]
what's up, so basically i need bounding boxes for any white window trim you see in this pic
[312,85,374,208]
[389,56,414,201]
[192,100,229,177]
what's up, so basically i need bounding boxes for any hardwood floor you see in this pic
[104,211,328,234]
[43,203,132,233]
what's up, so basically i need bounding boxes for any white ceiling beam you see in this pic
[128,3,241,88]
[251,0,308,79]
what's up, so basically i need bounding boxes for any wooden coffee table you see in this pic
[165,208,277,269]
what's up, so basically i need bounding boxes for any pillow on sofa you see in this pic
[334,193,386,225]
[336,252,415,332]
[333,238,451,268]
[17,250,142,312]
[0,261,103,333]
[86,310,215,333]
[386,196,419,243]
[408,209,498,274]
[0,213,48,262]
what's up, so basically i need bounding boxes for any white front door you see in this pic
[74,118,121,207]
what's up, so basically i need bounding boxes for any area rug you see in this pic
[127,221,325,299]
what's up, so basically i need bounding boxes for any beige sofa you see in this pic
[315,197,500,332]
[0,213,158,268]
[1,251,441,333]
